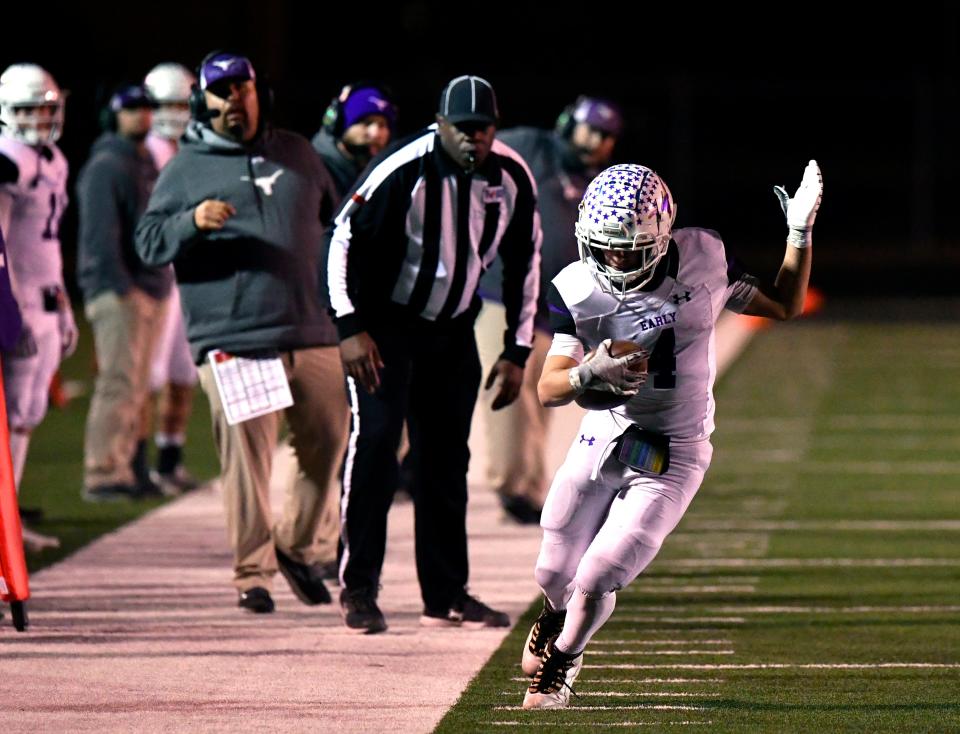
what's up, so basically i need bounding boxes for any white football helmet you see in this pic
[575,164,676,295]
[144,62,195,140]
[0,64,65,146]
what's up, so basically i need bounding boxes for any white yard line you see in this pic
[613,617,747,624]
[707,605,960,614]
[682,520,960,531]
[720,460,960,474]
[586,650,736,656]
[657,558,960,568]
[590,640,734,646]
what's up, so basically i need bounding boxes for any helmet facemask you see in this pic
[575,164,676,297]
[3,102,65,145]
[0,64,66,146]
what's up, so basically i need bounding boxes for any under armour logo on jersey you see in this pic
[241,169,284,196]
[580,434,596,446]
[672,291,692,304]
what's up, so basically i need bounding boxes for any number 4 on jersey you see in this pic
[648,328,676,389]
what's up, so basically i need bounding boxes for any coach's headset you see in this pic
[188,50,274,126]
[321,81,397,140]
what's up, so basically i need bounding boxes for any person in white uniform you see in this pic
[142,62,200,494]
[0,63,77,551]
[520,161,822,709]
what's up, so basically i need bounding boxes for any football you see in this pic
[574,340,648,411]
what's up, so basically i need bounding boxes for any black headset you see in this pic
[188,50,274,125]
[322,81,395,139]
[187,50,219,122]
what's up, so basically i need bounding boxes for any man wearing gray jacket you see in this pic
[78,85,172,503]
[135,52,348,615]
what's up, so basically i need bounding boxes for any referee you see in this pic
[327,75,542,634]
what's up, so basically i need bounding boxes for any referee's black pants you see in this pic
[339,311,482,612]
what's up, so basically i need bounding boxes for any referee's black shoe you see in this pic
[238,587,275,614]
[275,545,333,605]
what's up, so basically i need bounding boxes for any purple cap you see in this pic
[109,85,157,112]
[572,97,623,137]
[199,53,256,92]
[438,75,498,125]
[342,87,396,130]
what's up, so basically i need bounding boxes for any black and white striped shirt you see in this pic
[327,125,542,364]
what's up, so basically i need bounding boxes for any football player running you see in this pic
[0,64,75,551]
[521,161,822,709]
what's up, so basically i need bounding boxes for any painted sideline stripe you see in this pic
[708,605,960,614]
[611,617,746,624]
[657,558,960,568]
[721,461,960,474]
[640,576,761,584]
[591,640,733,646]
[586,650,736,656]
[626,585,757,593]
[826,415,960,430]
[584,663,960,670]
[683,520,960,531]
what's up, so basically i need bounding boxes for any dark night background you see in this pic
[3,1,957,298]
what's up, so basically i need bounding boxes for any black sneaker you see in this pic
[340,587,387,634]
[420,590,510,629]
[500,495,542,525]
[238,587,275,614]
[522,640,583,710]
[275,545,332,605]
[522,602,567,676]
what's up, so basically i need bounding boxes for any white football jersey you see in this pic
[145,132,178,171]
[0,137,69,309]
[549,227,758,441]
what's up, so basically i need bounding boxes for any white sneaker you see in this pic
[522,605,566,676]
[522,641,583,710]
[22,526,60,552]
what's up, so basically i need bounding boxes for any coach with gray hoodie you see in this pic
[135,52,348,615]
[78,85,172,503]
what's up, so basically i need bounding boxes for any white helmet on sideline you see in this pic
[0,64,66,146]
[144,62,195,140]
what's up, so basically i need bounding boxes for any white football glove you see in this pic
[58,303,78,358]
[773,159,822,248]
[569,338,647,396]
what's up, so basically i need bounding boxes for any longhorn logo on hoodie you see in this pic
[241,168,284,196]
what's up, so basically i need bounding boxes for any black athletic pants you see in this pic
[339,309,482,612]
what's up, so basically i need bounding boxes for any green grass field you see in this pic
[13,313,221,574]
[436,320,960,733]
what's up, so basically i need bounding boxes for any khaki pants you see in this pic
[198,346,349,592]
[475,301,551,507]
[84,289,167,488]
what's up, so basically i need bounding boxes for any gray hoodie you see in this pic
[135,122,339,363]
[77,132,172,301]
